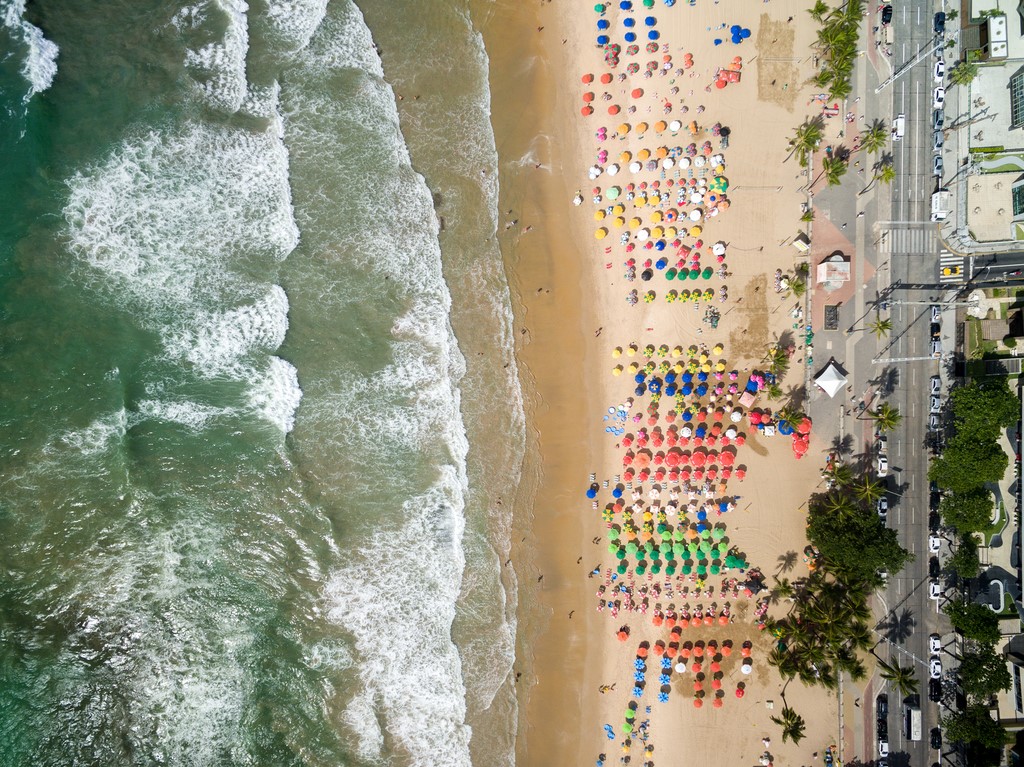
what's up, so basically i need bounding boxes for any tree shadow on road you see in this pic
[877,607,916,644]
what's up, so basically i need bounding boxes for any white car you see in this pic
[929,535,942,552]
[878,740,890,758]
[934,60,945,83]
[930,376,941,394]
[930,395,942,414]
[929,633,942,654]
[929,580,942,600]
[930,305,941,321]
[933,87,945,109]
[930,656,942,679]
[877,454,889,477]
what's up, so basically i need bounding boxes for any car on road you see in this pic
[933,129,944,151]
[930,375,941,394]
[934,59,945,83]
[878,739,890,758]
[877,454,888,477]
[881,4,893,24]
[933,87,945,109]
[930,338,942,357]
[877,497,888,520]
[935,12,946,34]
[930,322,941,339]
[877,694,888,717]
[930,656,943,679]
[929,678,943,702]
[933,110,944,130]
[929,534,942,552]
[929,510,941,531]
[928,413,941,431]
[930,633,942,654]
[930,727,942,750]
[933,154,944,177]
[929,580,943,600]
[930,395,942,413]
[930,304,941,321]
[877,718,888,739]
[941,266,959,278]
[929,556,941,578]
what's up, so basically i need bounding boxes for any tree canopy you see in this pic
[947,534,981,580]
[943,600,1001,645]
[929,435,1008,493]
[939,488,994,533]
[948,378,1018,439]
[807,498,912,583]
[942,704,1007,749]
[960,645,1012,700]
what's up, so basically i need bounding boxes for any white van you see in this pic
[892,113,905,141]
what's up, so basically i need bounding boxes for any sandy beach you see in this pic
[480,0,848,765]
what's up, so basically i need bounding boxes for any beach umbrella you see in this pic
[735,687,745,698]
[598,18,610,29]
[581,106,594,116]
[644,15,656,25]
[597,35,610,45]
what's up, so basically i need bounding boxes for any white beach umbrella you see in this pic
[711,242,726,256]
[573,193,583,206]
[678,157,690,169]
[730,410,742,422]
[694,156,706,168]
[589,165,603,179]
[669,120,682,132]
[674,663,687,673]
[607,163,620,176]
[662,157,675,169]
[710,154,724,166]
[637,228,650,241]
[689,192,703,205]
[689,209,703,221]
[629,161,642,173]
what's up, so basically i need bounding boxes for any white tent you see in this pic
[814,360,848,398]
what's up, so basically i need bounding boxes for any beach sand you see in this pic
[479,0,845,765]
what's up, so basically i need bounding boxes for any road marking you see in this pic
[897,439,902,457]
[939,252,965,283]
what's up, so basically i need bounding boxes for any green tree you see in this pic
[868,317,893,338]
[960,645,1012,700]
[929,435,1008,493]
[787,119,824,167]
[877,657,919,698]
[869,402,902,432]
[770,706,807,744]
[859,158,896,196]
[808,0,831,22]
[850,475,885,505]
[949,379,1019,439]
[942,704,1007,749]
[944,600,1001,644]
[950,61,979,87]
[807,500,912,583]
[821,155,848,187]
[939,489,994,533]
[784,276,807,298]
[859,120,888,154]
[948,534,981,579]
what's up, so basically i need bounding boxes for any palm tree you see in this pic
[859,156,896,196]
[950,62,979,87]
[878,657,920,698]
[869,402,902,432]
[783,276,807,298]
[772,577,795,603]
[808,0,831,22]
[859,120,888,154]
[826,461,854,488]
[868,317,893,338]
[821,491,858,518]
[764,346,790,377]
[770,706,808,744]
[787,119,824,167]
[814,155,848,187]
[851,476,885,505]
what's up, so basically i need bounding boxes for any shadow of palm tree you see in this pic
[869,366,899,397]
[830,433,854,457]
[877,608,916,644]
[776,550,799,575]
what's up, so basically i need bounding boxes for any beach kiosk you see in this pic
[814,359,848,398]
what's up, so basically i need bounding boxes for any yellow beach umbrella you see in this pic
[618,123,631,135]
[665,226,677,238]
[629,217,642,228]
[651,226,664,238]
[699,354,708,364]
[594,209,607,221]
[672,346,683,357]
[636,121,649,134]
[715,362,726,372]
[649,194,661,205]
[712,344,724,355]
[613,204,625,215]
[650,211,663,223]
[627,344,638,356]
[620,151,632,163]
[613,216,626,228]
[612,366,623,376]
[628,362,640,372]
[638,148,651,161]
[688,225,702,237]
[701,363,712,374]
[612,347,622,358]
[595,227,608,240]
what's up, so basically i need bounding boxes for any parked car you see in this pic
[928,413,941,431]
[877,454,888,477]
[878,739,890,758]
[930,304,941,321]
[929,678,943,702]
[935,11,946,34]
[930,322,941,338]
[878,718,888,739]
[934,59,945,83]
[930,727,942,750]
[930,656,943,679]
[933,154,944,177]
[931,338,942,357]
[929,534,942,552]
[877,497,889,520]
[930,633,942,654]
[930,395,942,413]
[881,4,893,24]
[929,556,941,578]
[933,87,945,109]
[929,580,943,600]
[930,375,941,394]
[933,129,944,151]
[933,110,944,130]
[929,510,941,531]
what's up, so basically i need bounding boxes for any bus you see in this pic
[905,707,922,741]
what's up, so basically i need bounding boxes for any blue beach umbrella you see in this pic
[681,411,692,422]
[625,32,636,42]
[655,258,667,269]
[655,240,666,251]
[613,487,623,498]
[598,18,610,29]
[648,30,659,40]
[658,692,669,703]
[696,383,708,396]
[624,16,635,27]
[587,487,598,499]
[665,372,676,384]
[681,385,693,396]
[634,373,646,383]
[635,385,646,396]
[714,38,722,45]
[697,372,708,382]
[598,35,610,45]
[730,25,741,33]
[665,385,676,396]
[645,15,657,25]
[620,0,633,7]
[682,373,693,383]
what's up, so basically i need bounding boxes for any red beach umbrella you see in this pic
[617,631,629,641]
[583,92,595,102]
[582,73,595,83]
[601,73,613,84]
[693,698,703,708]
[735,687,745,698]
[609,105,621,115]
[631,88,644,98]
[582,106,594,116]
[713,698,724,708]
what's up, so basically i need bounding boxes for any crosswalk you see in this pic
[939,252,965,283]
[878,226,938,255]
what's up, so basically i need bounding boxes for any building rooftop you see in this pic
[967,171,1023,241]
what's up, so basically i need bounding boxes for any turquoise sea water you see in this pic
[0,1,522,764]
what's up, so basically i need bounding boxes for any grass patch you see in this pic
[967,317,983,359]
[982,501,1008,547]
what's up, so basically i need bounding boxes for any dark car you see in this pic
[929,556,941,577]
[930,490,941,509]
[929,678,943,702]
[933,110,944,130]
[877,693,888,717]
[878,718,888,739]
[930,322,941,338]
[881,4,893,24]
[934,12,945,34]
[929,511,941,532]
[930,726,942,749]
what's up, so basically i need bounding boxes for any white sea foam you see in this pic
[63,121,302,433]
[326,469,471,767]
[2,0,58,99]
[133,399,236,430]
[174,0,250,112]
[58,408,128,456]
[264,0,329,52]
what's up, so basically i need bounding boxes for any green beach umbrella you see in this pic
[712,528,725,540]
[688,268,700,279]
[702,267,714,279]
[682,564,693,575]
[608,543,619,554]
[635,564,647,575]
[666,268,677,280]
[710,564,721,575]
[623,722,634,733]
[651,563,662,574]
[697,564,707,576]
[666,564,677,575]
[626,542,639,554]
[617,563,629,574]
[625,709,635,720]
[608,528,620,540]
[616,548,627,560]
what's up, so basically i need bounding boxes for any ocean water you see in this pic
[0,0,522,765]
